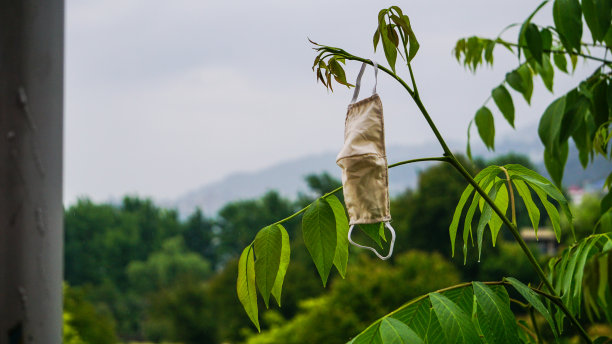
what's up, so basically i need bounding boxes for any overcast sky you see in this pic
[64,0,596,205]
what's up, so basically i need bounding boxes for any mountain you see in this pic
[171,128,610,217]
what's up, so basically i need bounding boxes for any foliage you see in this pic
[126,236,212,294]
[449,163,573,262]
[454,0,611,196]
[143,281,217,344]
[237,2,612,344]
[63,283,118,344]
[245,251,460,344]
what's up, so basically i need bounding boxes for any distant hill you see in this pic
[171,127,610,217]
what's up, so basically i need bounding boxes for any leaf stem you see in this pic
[270,156,449,226]
[529,306,543,344]
[500,167,517,226]
[498,40,612,64]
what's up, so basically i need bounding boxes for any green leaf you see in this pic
[560,89,589,143]
[475,106,495,150]
[505,277,559,338]
[537,56,555,92]
[360,222,385,249]
[429,292,481,344]
[488,182,508,246]
[382,23,398,73]
[553,0,583,51]
[329,59,351,88]
[605,26,612,48]
[591,79,609,128]
[601,191,612,215]
[505,65,534,104]
[582,0,612,42]
[517,64,534,104]
[349,323,382,344]
[392,297,432,340]
[472,282,520,344]
[302,198,337,287]
[572,119,591,168]
[373,28,381,52]
[525,23,543,64]
[505,164,570,229]
[254,224,283,308]
[513,179,540,236]
[326,195,349,278]
[463,193,481,263]
[506,70,526,94]
[402,15,420,62]
[450,184,475,257]
[573,238,597,301]
[271,224,290,307]
[570,53,578,71]
[477,180,503,260]
[541,28,553,53]
[379,318,424,344]
[560,241,583,298]
[463,167,499,262]
[532,186,562,242]
[543,141,569,187]
[237,245,260,331]
[388,25,400,48]
[492,85,515,128]
[538,96,566,156]
[553,53,568,73]
[390,15,408,44]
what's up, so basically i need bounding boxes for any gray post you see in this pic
[0,1,64,343]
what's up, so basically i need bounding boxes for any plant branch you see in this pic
[271,156,449,226]
[498,40,612,64]
[529,307,543,344]
[500,167,517,226]
[529,285,591,343]
[397,28,420,96]
[510,298,529,308]
[517,321,539,343]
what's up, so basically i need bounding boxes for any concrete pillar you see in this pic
[0,0,64,343]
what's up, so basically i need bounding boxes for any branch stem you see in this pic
[499,40,612,64]
[500,167,517,226]
[529,307,543,344]
[271,156,448,226]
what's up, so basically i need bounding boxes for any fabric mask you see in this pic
[336,61,396,260]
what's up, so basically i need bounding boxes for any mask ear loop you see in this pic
[347,222,396,260]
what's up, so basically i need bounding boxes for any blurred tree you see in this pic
[63,283,118,344]
[477,241,540,283]
[305,172,342,195]
[64,199,123,286]
[561,193,604,242]
[143,281,217,344]
[183,208,217,268]
[216,191,296,262]
[126,236,212,294]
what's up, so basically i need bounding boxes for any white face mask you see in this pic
[336,61,396,260]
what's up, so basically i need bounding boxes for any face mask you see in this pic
[336,61,396,260]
